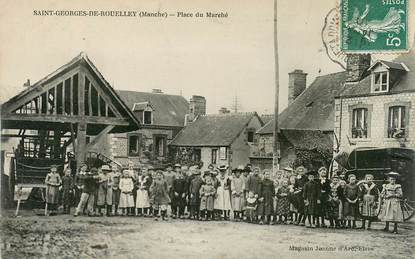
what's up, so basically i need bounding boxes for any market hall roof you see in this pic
[338,48,415,98]
[170,112,261,147]
[257,71,348,134]
[1,52,140,134]
[117,90,189,127]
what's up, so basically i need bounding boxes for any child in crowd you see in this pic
[199,175,216,221]
[338,179,347,227]
[96,165,112,216]
[358,174,380,230]
[245,191,257,223]
[150,170,170,221]
[171,166,187,219]
[111,167,122,216]
[379,172,404,234]
[119,169,135,216]
[61,168,74,214]
[74,167,99,217]
[258,171,275,225]
[136,167,152,217]
[293,166,307,226]
[189,168,204,220]
[272,180,280,224]
[327,175,341,228]
[317,167,331,228]
[231,167,245,221]
[45,165,62,215]
[303,171,320,228]
[275,179,290,224]
[343,174,359,228]
[241,167,250,221]
[287,175,297,224]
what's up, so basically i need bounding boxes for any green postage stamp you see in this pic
[340,0,408,52]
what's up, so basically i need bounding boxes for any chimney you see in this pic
[288,69,307,105]
[346,54,371,83]
[152,89,163,94]
[23,79,30,87]
[185,95,206,126]
[219,107,230,114]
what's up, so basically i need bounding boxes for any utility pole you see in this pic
[273,0,280,172]
[230,94,240,113]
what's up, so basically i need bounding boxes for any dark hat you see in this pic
[90,167,98,173]
[218,165,228,171]
[306,171,317,176]
[387,171,400,178]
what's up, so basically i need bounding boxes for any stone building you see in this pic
[169,112,263,170]
[334,49,415,151]
[102,90,206,166]
[250,70,345,171]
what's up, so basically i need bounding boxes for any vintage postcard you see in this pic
[0,0,414,259]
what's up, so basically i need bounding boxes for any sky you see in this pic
[0,0,380,114]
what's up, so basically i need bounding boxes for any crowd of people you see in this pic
[44,162,405,234]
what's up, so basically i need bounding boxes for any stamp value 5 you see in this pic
[340,0,408,53]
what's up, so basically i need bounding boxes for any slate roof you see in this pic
[281,129,333,151]
[257,71,348,134]
[170,112,259,146]
[117,90,189,127]
[260,114,274,125]
[339,48,415,97]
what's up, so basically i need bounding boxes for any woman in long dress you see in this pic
[45,165,62,215]
[214,169,232,220]
[378,172,404,234]
[231,168,245,221]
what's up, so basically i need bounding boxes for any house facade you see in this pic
[169,112,263,170]
[250,69,346,171]
[334,50,415,151]
[101,91,206,166]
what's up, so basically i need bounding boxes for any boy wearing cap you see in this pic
[188,168,203,220]
[150,170,170,221]
[303,171,320,228]
[74,164,87,207]
[317,167,331,228]
[111,167,122,216]
[171,166,187,219]
[74,167,99,217]
[45,165,62,215]
[96,165,113,216]
[257,170,274,225]
[293,166,307,226]
[61,168,75,214]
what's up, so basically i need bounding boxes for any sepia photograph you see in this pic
[0,0,414,258]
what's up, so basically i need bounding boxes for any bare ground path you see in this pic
[1,212,414,259]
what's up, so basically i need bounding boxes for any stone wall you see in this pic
[334,92,415,150]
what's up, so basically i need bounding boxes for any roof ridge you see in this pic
[315,70,346,78]
[204,112,255,117]
[117,89,186,98]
